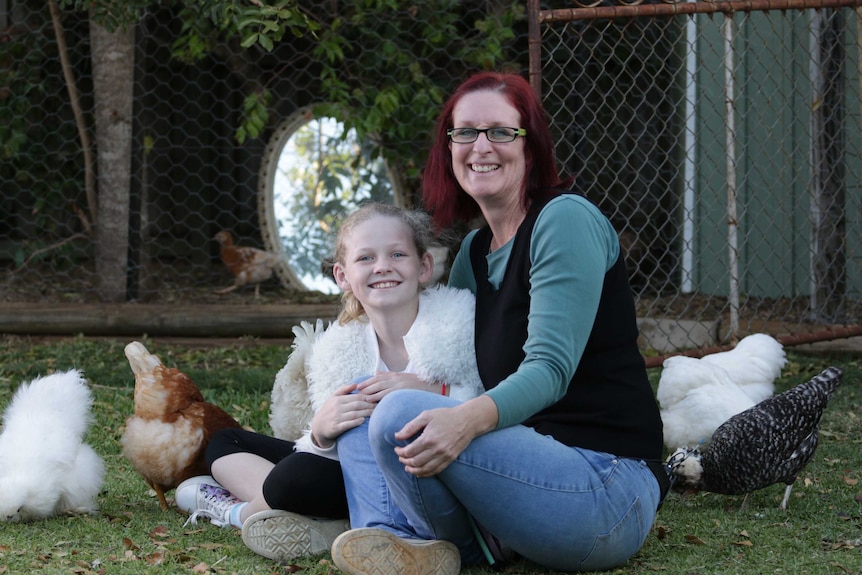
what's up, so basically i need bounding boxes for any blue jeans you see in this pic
[337,389,660,572]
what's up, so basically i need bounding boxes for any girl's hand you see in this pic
[393,395,498,477]
[311,383,375,448]
[356,372,435,403]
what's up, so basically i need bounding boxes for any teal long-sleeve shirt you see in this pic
[448,194,621,430]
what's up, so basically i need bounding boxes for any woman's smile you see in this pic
[471,163,500,173]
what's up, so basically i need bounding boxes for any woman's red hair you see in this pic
[422,72,567,230]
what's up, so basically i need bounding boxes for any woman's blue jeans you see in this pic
[337,389,660,572]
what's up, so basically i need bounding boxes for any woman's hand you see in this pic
[356,371,435,403]
[393,395,498,477]
[310,383,375,448]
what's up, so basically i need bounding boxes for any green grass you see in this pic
[0,335,860,575]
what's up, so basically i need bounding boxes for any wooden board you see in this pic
[0,303,340,338]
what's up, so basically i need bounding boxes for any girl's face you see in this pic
[332,215,433,313]
[450,90,526,209]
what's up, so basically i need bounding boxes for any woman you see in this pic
[331,72,667,574]
[176,203,482,563]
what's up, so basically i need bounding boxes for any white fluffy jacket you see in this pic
[269,285,484,458]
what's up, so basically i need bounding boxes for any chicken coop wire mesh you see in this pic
[2,1,861,356]
[0,1,528,302]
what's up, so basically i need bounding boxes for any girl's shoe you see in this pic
[176,476,243,528]
[242,509,350,561]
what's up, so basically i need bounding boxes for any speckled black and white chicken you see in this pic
[666,366,842,510]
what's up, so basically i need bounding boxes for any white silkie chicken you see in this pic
[269,319,326,442]
[658,356,757,451]
[0,369,105,522]
[700,333,787,404]
[657,333,787,451]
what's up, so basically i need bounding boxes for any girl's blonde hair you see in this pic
[331,203,436,325]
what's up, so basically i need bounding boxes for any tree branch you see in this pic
[49,0,97,228]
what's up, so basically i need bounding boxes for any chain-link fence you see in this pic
[532,0,862,357]
[2,0,861,355]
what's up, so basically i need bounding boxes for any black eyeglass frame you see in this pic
[447,127,527,144]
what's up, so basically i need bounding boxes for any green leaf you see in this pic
[240,33,259,49]
[257,33,274,52]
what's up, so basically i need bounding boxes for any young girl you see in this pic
[175,203,483,563]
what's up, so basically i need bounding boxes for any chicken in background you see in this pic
[657,333,787,450]
[666,366,842,510]
[121,341,243,510]
[213,229,283,298]
[658,355,757,450]
[700,333,787,403]
[0,369,105,522]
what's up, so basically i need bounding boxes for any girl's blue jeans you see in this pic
[337,388,660,572]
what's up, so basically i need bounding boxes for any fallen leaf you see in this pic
[144,552,165,565]
[192,562,210,574]
[684,534,706,545]
[843,476,858,486]
[149,526,170,538]
[733,540,754,546]
[122,538,139,551]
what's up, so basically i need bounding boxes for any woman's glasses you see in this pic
[447,127,526,144]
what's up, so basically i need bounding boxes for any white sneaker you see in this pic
[175,475,220,513]
[242,509,350,561]
[176,477,242,528]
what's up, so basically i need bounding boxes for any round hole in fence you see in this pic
[258,105,400,294]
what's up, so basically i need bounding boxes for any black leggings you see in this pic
[206,428,348,519]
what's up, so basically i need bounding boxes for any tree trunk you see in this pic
[90,14,135,302]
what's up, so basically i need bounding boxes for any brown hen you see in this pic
[213,230,282,298]
[121,341,242,510]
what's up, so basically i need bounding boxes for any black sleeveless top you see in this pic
[469,191,664,463]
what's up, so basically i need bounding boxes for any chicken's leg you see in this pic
[149,481,169,510]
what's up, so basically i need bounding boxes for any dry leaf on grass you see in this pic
[122,538,140,551]
[684,534,706,545]
[144,552,165,565]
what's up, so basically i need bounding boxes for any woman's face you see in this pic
[450,90,526,209]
